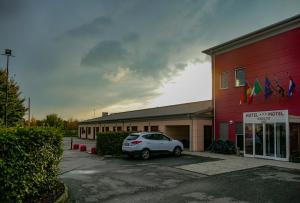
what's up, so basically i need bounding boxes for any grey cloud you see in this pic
[63,16,112,38]
[193,55,211,64]
[81,40,128,68]
[122,33,140,44]
[175,63,188,70]
[81,37,182,80]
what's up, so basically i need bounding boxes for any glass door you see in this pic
[276,123,286,159]
[265,124,275,157]
[245,124,253,155]
[255,124,263,156]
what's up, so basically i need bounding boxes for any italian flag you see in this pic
[240,82,251,104]
[248,78,262,104]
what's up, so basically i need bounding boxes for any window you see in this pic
[143,134,155,140]
[102,127,105,132]
[113,126,116,132]
[126,134,140,140]
[131,126,138,132]
[105,127,109,132]
[87,127,91,135]
[235,68,245,87]
[144,126,149,132]
[96,127,100,133]
[161,134,171,141]
[117,126,122,132]
[150,126,159,131]
[235,122,243,150]
[219,122,228,141]
[127,126,130,131]
[220,72,228,89]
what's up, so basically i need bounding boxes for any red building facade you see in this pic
[203,15,300,161]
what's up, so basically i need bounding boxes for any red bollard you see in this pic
[73,144,79,150]
[80,144,86,152]
[91,147,97,154]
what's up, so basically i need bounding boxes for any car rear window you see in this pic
[126,134,139,140]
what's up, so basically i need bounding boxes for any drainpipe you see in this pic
[212,54,216,141]
[189,114,193,152]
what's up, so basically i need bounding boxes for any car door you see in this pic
[143,134,160,151]
[156,134,173,152]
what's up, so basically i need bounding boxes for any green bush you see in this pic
[63,129,77,137]
[96,132,130,155]
[0,127,63,202]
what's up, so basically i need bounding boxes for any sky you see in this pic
[0,0,300,120]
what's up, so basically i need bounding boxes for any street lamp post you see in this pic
[1,49,14,128]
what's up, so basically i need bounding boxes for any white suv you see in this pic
[122,132,184,160]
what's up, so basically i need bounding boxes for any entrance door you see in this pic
[93,127,96,140]
[245,122,288,160]
[245,124,253,155]
[254,124,263,156]
[204,125,212,150]
[265,123,275,157]
[276,123,287,159]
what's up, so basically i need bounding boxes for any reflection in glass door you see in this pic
[255,124,263,156]
[276,123,286,158]
[245,124,253,155]
[265,124,275,157]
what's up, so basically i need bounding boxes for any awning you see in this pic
[289,115,300,123]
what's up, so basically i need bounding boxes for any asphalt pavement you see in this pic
[60,138,300,203]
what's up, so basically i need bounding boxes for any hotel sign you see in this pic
[243,110,288,123]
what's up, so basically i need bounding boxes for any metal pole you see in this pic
[28,97,31,127]
[2,49,13,128]
[5,54,9,128]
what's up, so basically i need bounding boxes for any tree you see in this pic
[0,69,26,127]
[43,114,64,128]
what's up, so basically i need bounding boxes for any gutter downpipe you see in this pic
[189,113,193,152]
[212,53,216,141]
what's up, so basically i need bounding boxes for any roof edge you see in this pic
[78,107,213,124]
[202,14,300,56]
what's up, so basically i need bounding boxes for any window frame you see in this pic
[235,67,246,87]
[219,122,229,141]
[220,71,229,89]
[131,126,138,132]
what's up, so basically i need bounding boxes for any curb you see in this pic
[55,183,69,203]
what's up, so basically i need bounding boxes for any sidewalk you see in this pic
[179,151,300,175]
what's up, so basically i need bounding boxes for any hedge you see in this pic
[0,127,63,202]
[96,132,130,155]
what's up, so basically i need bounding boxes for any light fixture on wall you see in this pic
[229,120,234,124]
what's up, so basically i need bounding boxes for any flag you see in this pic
[240,82,248,104]
[239,82,251,104]
[248,78,262,104]
[274,79,285,97]
[288,76,296,97]
[264,77,273,99]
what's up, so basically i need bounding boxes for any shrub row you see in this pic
[96,132,130,155]
[63,129,78,137]
[0,127,63,202]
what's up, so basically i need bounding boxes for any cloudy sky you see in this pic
[0,0,300,120]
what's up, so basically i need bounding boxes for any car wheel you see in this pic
[141,149,150,160]
[173,146,181,157]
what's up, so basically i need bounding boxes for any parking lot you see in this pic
[60,138,300,203]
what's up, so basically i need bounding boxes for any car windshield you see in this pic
[126,134,139,140]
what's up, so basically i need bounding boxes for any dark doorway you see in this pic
[290,123,300,162]
[93,127,96,139]
[204,125,212,150]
